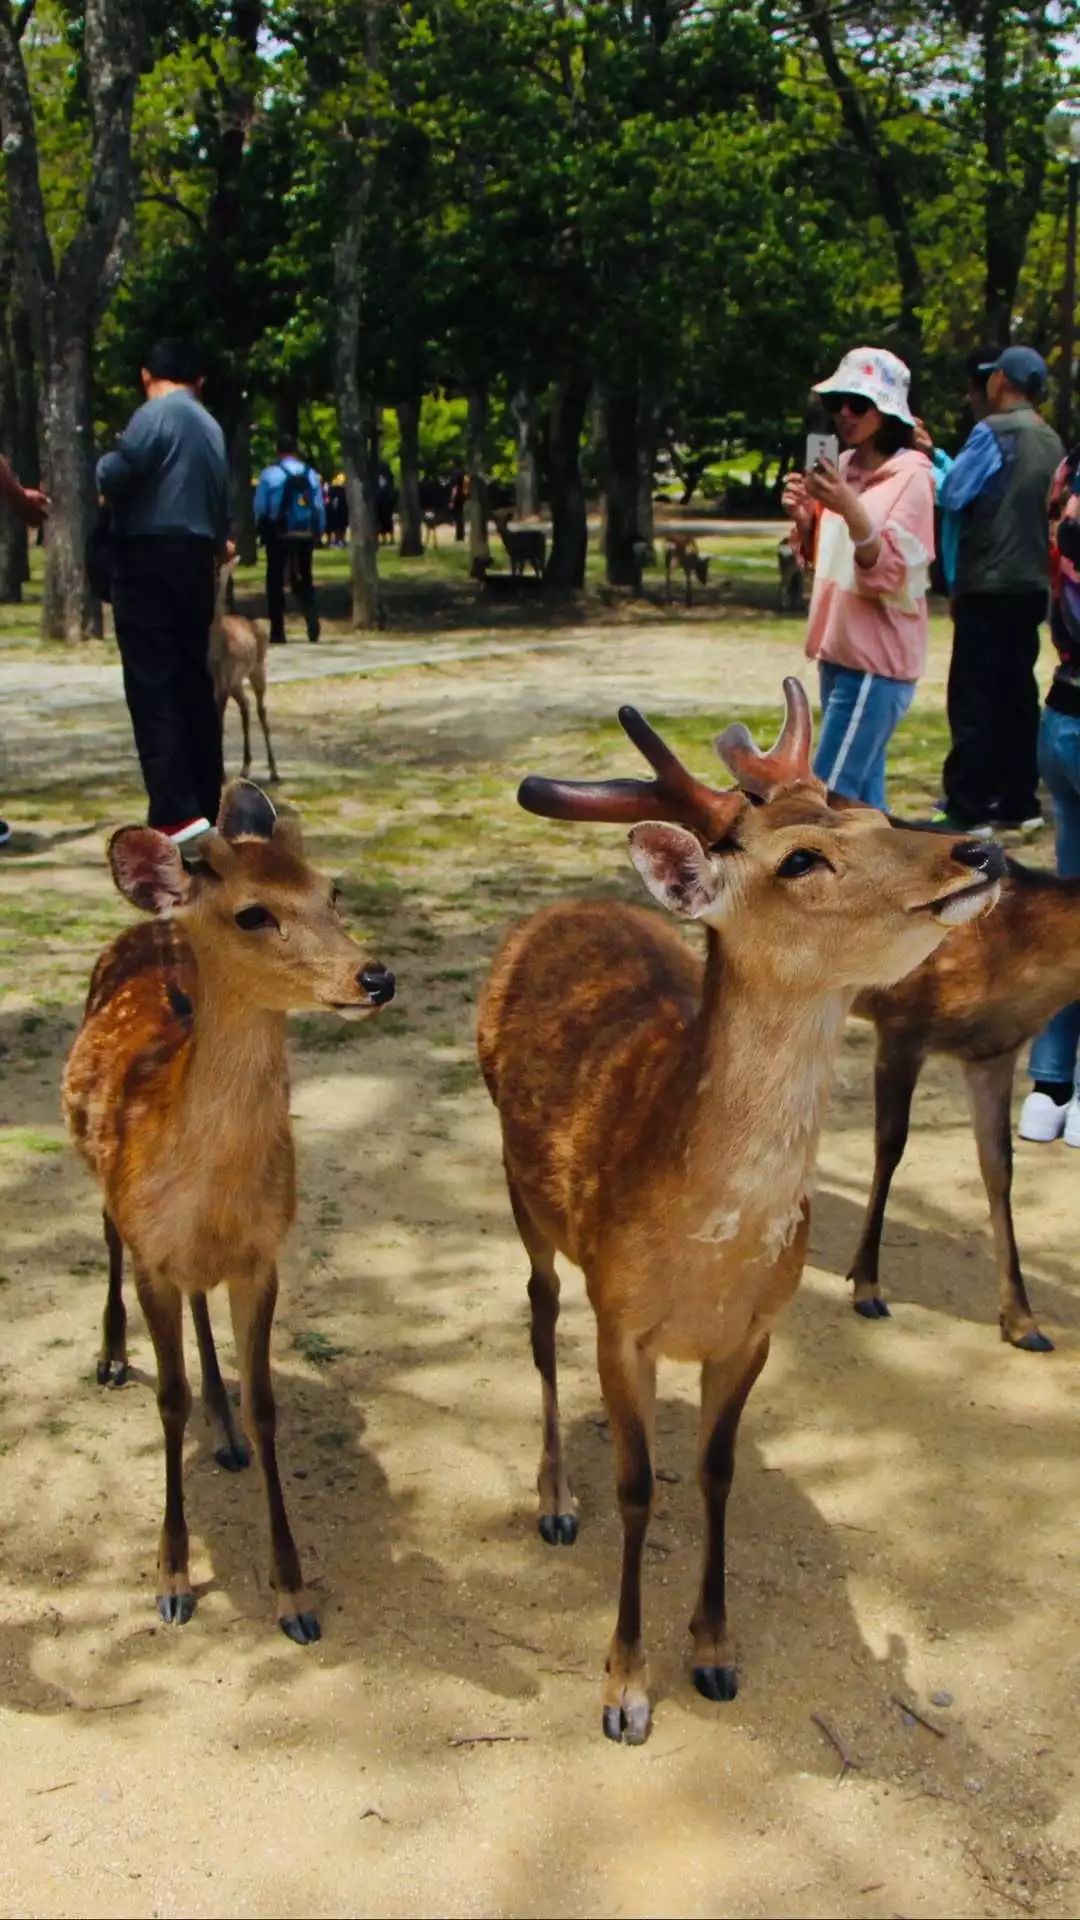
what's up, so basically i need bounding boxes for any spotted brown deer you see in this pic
[491,507,546,578]
[62,781,396,1642]
[208,557,278,783]
[663,533,710,605]
[841,861,1080,1352]
[477,681,1002,1743]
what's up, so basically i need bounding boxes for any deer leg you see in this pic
[690,1334,771,1701]
[685,569,692,609]
[250,668,279,783]
[98,1211,128,1386]
[232,686,253,778]
[189,1292,250,1471]
[230,1268,319,1643]
[597,1328,656,1745]
[847,1036,926,1318]
[964,1053,1052,1352]
[135,1272,194,1624]
[508,1180,574,1544]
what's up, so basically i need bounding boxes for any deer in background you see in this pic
[208,557,278,784]
[63,781,396,1642]
[844,861,1080,1352]
[478,681,1002,1743]
[664,533,710,606]
[491,507,546,579]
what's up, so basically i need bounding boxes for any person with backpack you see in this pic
[254,435,326,644]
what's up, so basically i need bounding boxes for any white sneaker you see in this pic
[1064,1096,1080,1148]
[1019,1090,1069,1142]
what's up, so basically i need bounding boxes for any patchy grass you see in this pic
[293,1329,349,1368]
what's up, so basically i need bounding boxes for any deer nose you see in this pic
[359,964,395,1007]
[951,838,1006,879]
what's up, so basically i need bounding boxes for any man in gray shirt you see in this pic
[97,339,229,842]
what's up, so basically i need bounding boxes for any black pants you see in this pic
[112,537,223,832]
[265,533,319,642]
[942,590,1046,824]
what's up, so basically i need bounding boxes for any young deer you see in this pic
[63,781,396,1642]
[208,558,278,784]
[664,533,710,606]
[491,507,546,578]
[478,681,1003,1743]
[844,862,1080,1351]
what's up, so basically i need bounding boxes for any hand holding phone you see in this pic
[805,431,839,473]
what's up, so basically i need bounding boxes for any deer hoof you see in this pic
[214,1440,250,1472]
[693,1664,738,1703]
[853,1296,891,1319]
[602,1701,651,1745]
[157,1591,195,1625]
[97,1357,128,1386]
[279,1610,321,1646]
[538,1512,578,1546]
[1012,1328,1054,1353]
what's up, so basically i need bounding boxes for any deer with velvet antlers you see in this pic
[477,680,1003,1743]
[63,781,395,1643]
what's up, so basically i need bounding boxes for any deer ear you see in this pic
[217,779,277,842]
[628,824,721,920]
[271,810,305,858]
[108,828,188,915]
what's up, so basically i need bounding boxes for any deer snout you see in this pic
[359,963,396,1007]
[950,837,1006,881]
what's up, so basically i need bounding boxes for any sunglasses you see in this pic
[822,392,874,417]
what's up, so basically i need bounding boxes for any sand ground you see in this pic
[1,600,1078,1919]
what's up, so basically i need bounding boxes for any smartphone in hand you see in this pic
[805,432,839,473]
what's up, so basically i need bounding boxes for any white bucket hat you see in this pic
[812,346,915,426]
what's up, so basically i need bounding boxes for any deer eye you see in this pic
[776,848,827,879]
[234,905,280,932]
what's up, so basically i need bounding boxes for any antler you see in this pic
[517,705,745,839]
[714,677,820,799]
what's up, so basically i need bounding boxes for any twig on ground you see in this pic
[811,1711,859,1782]
[359,1806,390,1824]
[28,1781,76,1796]
[487,1626,544,1655]
[65,1695,144,1714]
[891,1693,946,1738]
[448,1733,530,1748]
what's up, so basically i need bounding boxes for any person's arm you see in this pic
[807,462,933,591]
[252,466,275,526]
[96,404,164,500]
[805,459,884,569]
[937,420,1001,512]
[0,453,50,528]
[310,468,326,538]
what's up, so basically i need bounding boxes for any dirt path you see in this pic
[1,616,1078,1919]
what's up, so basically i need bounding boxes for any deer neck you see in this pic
[680,931,851,1255]
[180,948,289,1145]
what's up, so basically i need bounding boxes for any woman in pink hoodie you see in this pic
[784,347,935,810]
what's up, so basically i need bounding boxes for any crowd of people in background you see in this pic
[4,330,1080,1149]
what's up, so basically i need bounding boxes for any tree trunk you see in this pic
[12,297,36,584]
[396,394,423,556]
[337,380,381,629]
[636,354,662,551]
[39,328,98,641]
[511,385,539,519]
[229,399,257,565]
[466,386,489,564]
[603,376,639,586]
[0,283,25,602]
[546,371,588,592]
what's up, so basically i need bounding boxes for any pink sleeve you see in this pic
[854,464,935,596]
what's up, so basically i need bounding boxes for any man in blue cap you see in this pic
[935,345,1063,833]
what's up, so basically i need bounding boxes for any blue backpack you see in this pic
[276,465,317,540]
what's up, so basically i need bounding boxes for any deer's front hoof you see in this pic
[157,1590,195,1625]
[602,1699,651,1745]
[214,1440,250,1472]
[1010,1327,1054,1353]
[96,1356,129,1386]
[853,1296,891,1320]
[279,1610,321,1645]
[538,1512,578,1546]
[692,1664,738,1703]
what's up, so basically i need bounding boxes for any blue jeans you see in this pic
[814,663,916,811]
[1028,704,1080,1086]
